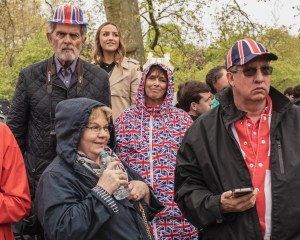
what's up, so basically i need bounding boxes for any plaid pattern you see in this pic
[48,5,88,25]
[226,38,277,69]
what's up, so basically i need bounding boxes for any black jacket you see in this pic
[174,87,300,240]
[293,98,300,106]
[35,98,164,240]
[7,57,111,195]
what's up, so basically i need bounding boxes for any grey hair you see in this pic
[48,23,87,37]
[228,65,238,73]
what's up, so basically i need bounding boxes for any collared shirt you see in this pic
[232,96,272,240]
[54,56,77,88]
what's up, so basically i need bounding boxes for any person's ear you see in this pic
[227,72,235,87]
[82,36,87,45]
[190,102,197,111]
[46,32,53,46]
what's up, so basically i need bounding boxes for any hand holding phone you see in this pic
[232,187,254,198]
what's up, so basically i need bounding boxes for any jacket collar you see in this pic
[219,86,292,129]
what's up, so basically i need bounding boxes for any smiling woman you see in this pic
[144,65,168,107]
[93,22,142,121]
[35,97,164,240]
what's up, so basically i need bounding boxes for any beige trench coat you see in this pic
[109,57,141,121]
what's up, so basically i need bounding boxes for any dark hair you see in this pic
[293,85,300,98]
[177,80,211,112]
[93,22,126,65]
[205,66,226,94]
[284,87,294,96]
[146,65,168,81]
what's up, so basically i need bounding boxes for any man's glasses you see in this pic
[86,124,112,133]
[232,66,273,77]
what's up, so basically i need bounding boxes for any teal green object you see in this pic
[211,98,220,109]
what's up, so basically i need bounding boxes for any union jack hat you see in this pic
[226,38,277,69]
[48,5,88,25]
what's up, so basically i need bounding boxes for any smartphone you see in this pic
[232,187,254,198]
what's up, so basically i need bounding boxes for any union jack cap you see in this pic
[226,38,277,69]
[48,5,88,25]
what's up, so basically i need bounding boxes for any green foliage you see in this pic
[0,29,52,100]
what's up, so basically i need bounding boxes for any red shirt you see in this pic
[233,96,272,239]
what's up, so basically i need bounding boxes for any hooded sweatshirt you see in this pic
[115,63,198,239]
[35,98,163,240]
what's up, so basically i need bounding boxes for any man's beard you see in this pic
[56,45,81,65]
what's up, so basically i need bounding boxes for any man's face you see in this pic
[227,56,271,105]
[192,92,212,116]
[47,23,85,67]
[214,69,229,93]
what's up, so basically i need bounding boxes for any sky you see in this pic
[203,0,300,37]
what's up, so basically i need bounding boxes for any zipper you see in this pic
[149,115,154,188]
[276,137,284,174]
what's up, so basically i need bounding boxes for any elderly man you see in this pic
[175,38,300,240]
[7,5,110,239]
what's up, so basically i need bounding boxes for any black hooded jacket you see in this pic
[35,98,164,240]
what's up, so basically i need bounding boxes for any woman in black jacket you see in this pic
[35,98,163,240]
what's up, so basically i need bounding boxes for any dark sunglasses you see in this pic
[232,66,273,77]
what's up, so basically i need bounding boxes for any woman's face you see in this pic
[99,24,120,54]
[78,110,110,163]
[144,68,168,106]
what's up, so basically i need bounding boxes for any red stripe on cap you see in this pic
[245,38,262,53]
[64,6,71,23]
[227,47,233,69]
[238,40,244,65]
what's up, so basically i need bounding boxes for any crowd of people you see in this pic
[1,4,300,240]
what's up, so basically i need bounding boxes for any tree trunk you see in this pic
[103,0,145,64]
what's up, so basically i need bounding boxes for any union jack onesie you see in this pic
[115,63,198,239]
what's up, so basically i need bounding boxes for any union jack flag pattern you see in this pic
[115,63,198,239]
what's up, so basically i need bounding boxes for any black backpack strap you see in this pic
[76,58,84,95]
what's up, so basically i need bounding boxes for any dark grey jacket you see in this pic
[36,98,163,240]
[175,87,300,240]
[7,57,111,196]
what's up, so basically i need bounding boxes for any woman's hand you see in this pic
[97,161,129,195]
[128,180,150,204]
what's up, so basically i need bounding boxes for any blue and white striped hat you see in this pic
[226,38,277,70]
[48,5,88,25]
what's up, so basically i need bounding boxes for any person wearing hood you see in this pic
[115,62,198,239]
[35,98,164,240]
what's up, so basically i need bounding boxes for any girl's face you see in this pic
[99,24,120,54]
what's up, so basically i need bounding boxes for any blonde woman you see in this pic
[93,22,141,121]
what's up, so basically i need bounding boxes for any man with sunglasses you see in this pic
[174,38,300,240]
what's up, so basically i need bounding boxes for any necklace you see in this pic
[101,62,116,74]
